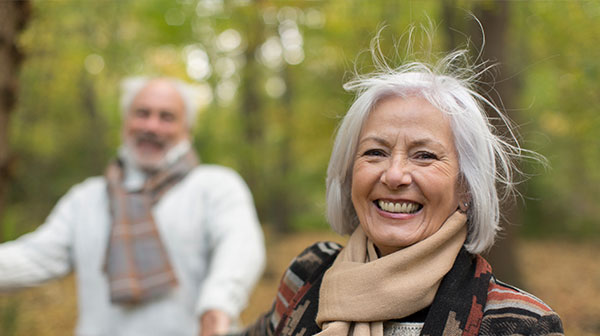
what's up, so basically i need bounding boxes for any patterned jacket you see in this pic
[240,242,563,336]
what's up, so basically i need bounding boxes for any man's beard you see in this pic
[123,133,169,173]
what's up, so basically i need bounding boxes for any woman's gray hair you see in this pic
[119,76,201,127]
[326,40,540,254]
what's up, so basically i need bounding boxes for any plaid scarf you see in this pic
[104,149,198,304]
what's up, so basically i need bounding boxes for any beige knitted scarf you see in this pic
[316,211,467,336]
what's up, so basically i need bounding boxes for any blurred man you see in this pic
[0,77,266,336]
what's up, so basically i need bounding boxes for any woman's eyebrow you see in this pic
[359,135,447,150]
[357,135,390,147]
[410,137,446,149]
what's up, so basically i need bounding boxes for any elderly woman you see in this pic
[240,48,563,336]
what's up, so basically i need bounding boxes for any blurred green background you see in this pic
[3,0,599,240]
[1,1,599,335]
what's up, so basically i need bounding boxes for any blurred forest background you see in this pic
[0,0,599,335]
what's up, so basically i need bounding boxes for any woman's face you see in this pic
[351,95,465,256]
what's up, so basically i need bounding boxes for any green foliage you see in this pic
[3,0,599,240]
[511,1,600,237]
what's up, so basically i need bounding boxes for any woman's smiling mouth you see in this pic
[375,200,422,214]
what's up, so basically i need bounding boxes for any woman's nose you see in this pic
[380,158,412,189]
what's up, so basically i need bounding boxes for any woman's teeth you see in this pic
[377,200,420,214]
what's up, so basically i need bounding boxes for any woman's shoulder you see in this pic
[481,275,564,335]
[241,241,342,336]
[285,241,343,282]
[276,242,343,306]
[485,276,554,314]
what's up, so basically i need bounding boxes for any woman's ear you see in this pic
[458,195,471,213]
[457,175,471,213]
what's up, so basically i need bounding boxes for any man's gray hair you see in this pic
[325,47,540,254]
[120,76,201,127]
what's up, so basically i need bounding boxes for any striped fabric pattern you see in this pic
[242,241,341,336]
[479,278,563,335]
[486,279,553,314]
[271,241,342,334]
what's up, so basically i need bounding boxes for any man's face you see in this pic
[123,79,189,171]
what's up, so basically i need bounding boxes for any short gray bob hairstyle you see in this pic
[326,48,533,254]
[120,76,201,127]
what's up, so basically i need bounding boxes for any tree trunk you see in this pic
[442,0,524,288]
[0,0,31,242]
[269,67,293,233]
[238,3,269,227]
[472,1,525,289]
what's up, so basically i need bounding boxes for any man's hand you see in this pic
[200,309,231,336]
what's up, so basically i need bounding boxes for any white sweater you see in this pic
[0,165,266,336]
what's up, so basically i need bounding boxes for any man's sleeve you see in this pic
[0,185,77,289]
[195,169,266,319]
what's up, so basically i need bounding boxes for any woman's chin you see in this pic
[366,224,425,254]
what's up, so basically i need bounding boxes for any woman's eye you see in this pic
[363,149,386,157]
[415,151,438,160]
